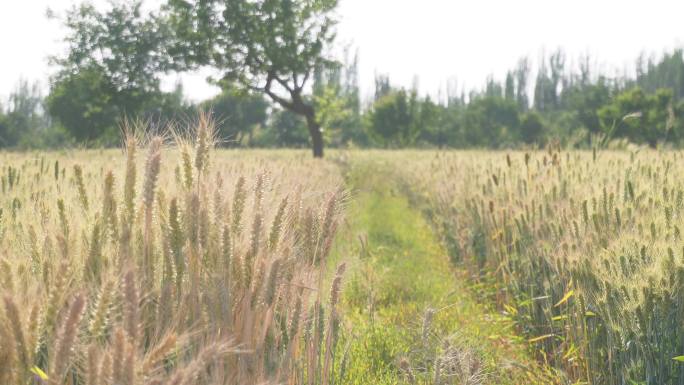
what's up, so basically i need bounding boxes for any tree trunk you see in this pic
[263,85,324,157]
[306,114,324,158]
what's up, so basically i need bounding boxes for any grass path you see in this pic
[329,160,555,384]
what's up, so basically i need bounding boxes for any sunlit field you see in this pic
[0,121,346,384]
[3,0,684,383]
[401,148,684,383]
[4,135,684,384]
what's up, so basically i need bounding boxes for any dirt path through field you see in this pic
[326,160,556,384]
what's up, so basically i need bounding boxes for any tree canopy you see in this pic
[46,1,185,144]
[166,0,339,157]
[5,2,684,150]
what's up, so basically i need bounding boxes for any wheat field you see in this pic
[5,133,684,384]
[400,148,684,384]
[0,119,346,385]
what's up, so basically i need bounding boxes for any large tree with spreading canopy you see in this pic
[166,0,339,157]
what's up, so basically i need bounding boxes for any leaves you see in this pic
[30,366,49,381]
[554,290,574,308]
[528,334,555,343]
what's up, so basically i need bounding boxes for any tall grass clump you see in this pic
[404,149,684,384]
[0,117,346,384]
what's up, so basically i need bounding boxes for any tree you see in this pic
[558,77,611,134]
[519,111,545,144]
[597,87,675,147]
[462,96,520,147]
[261,109,310,147]
[504,72,515,101]
[484,75,503,98]
[312,50,363,146]
[313,86,353,146]
[514,58,530,110]
[47,66,120,143]
[1,80,50,147]
[416,96,446,147]
[374,74,392,101]
[0,103,9,147]
[202,86,269,146]
[166,0,339,157]
[442,103,464,147]
[49,0,177,142]
[367,89,420,147]
[637,49,684,99]
[52,1,172,102]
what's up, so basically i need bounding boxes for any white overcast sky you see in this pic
[1,0,684,103]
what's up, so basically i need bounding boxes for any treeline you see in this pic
[4,43,684,149]
[365,49,684,148]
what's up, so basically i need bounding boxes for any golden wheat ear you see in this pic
[2,295,30,373]
[49,293,87,384]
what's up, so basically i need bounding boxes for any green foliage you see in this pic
[636,49,684,99]
[366,89,421,147]
[533,50,566,112]
[202,86,268,146]
[53,1,172,95]
[462,96,520,147]
[166,0,340,157]
[0,109,8,145]
[416,96,448,146]
[559,78,612,134]
[315,86,354,143]
[46,67,119,143]
[519,110,546,144]
[312,51,364,146]
[12,8,684,151]
[0,80,56,148]
[46,0,187,145]
[257,109,310,147]
[597,87,677,146]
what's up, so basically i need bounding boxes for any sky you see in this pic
[1,0,684,104]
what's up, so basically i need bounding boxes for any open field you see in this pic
[4,0,684,383]
[2,138,684,384]
[399,149,684,384]
[0,125,346,384]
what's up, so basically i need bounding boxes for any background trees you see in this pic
[166,0,339,157]
[598,87,676,146]
[4,0,684,150]
[367,89,420,147]
[46,67,119,143]
[46,1,186,145]
[1,80,55,148]
[201,86,269,147]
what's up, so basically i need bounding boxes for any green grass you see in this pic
[329,160,555,384]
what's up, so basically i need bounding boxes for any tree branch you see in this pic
[264,72,296,111]
[297,70,311,92]
[273,74,294,94]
